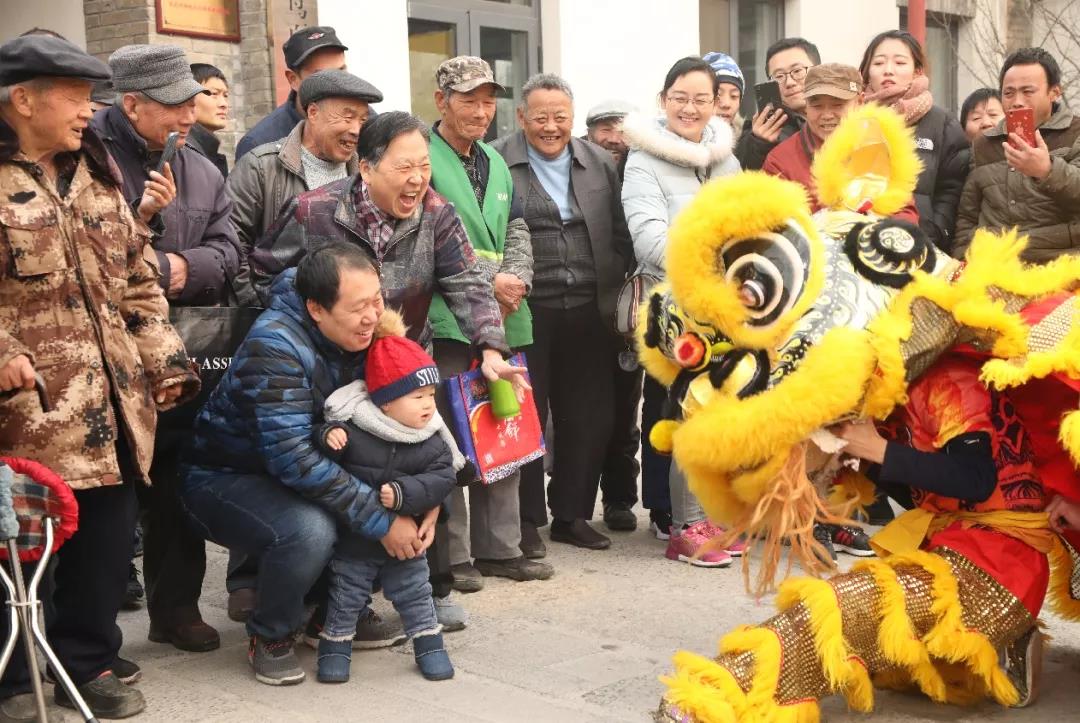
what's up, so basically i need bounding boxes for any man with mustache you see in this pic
[227,70,382,307]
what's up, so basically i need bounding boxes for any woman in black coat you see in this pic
[860,30,970,255]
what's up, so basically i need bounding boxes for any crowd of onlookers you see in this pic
[0,18,1077,720]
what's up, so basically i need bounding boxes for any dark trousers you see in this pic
[641,376,673,513]
[519,303,617,525]
[599,343,643,510]
[136,435,207,627]
[181,472,337,641]
[0,480,137,697]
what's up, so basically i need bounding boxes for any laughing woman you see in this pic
[621,56,742,567]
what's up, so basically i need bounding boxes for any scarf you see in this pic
[324,380,468,471]
[864,75,933,126]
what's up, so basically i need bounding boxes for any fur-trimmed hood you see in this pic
[621,113,734,169]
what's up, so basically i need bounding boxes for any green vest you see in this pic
[428,133,532,347]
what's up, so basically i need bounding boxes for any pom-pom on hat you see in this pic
[366,336,440,406]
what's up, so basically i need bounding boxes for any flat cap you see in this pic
[585,99,637,126]
[299,69,383,110]
[0,35,111,86]
[436,56,504,93]
[803,63,863,100]
[109,45,208,105]
[284,26,348,71]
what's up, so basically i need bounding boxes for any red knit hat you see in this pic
[366,335,440,405]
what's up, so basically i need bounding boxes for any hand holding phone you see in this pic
[754,80,783,113]
[1005,108,1036,149]
[156,131,180,173]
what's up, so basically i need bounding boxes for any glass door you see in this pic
[408,5,468,127]
[471,12,537,141]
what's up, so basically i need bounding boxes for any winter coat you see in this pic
[251,176,509,355]
[491,132,632,325]
[0,119,198,489]
[621,115,740,277]
[226,121,359,307]
[762,125,921,223]
[910,106,970,253]
[186,123,229,180]
[734,110,806,171]
[90,105,241,306]
[235,92,304,161]
[954,105,1080,264]
[184,268,392,540]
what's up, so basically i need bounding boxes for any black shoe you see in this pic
[121,563,143,611]
[812,523,838,562]
[132,523,143,558]
[603,504,638,532]
[649,510,673,541]
[148,619,221,652]
[450,562,484,593]
[112,657,141,685]
[519,522,547,559]
[865,495,896,526]
[474,555,554,581]
[550,519,611,550]
[227,588,256,623]
[830,524,875,557]
[55,671,146,718]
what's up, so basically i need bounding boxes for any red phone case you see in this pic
[1006,108,1036,148]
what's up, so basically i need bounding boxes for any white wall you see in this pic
[541,0,701,134]
[784,0,899,67]
[0,0,86,47]
[319,0,412,113]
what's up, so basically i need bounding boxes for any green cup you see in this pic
[488,378,521,419]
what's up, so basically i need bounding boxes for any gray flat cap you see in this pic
[298,69,384,110]
[0,35,111,86]
[108,45,208,105]
[586,99,637,126]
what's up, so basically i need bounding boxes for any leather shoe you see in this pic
[148,619,220,652]
[603,505,638,531]
[227,588,256,623]
[519,522,547,559]
[474,555,554,581]
[450,562,484,593]
[550,519,611,550]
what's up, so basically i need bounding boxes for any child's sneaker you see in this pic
[649,510,673,540]
[664,521,732,567]
[830,524,875,557]
[413,632,454,681]
[316,638,353,683]
[703,521,747,556]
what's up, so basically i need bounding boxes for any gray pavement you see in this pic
[118,513,1080,722]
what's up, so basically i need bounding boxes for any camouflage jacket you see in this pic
[0,120,199,489]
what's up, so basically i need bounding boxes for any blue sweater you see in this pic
[184,269,392,541]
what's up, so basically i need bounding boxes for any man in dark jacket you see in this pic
[235,26,347,161]
[735,37,818,171]
[91,44,242,655]
[492,73,633,552]
[188,62,230,178]
[954,48,1080,263]
[182,245,414,686]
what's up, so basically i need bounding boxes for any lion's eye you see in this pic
[720,221,811,327]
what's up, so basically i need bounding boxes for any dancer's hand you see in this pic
[1046,496,1080,534]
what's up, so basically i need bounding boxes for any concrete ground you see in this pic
[117,512,1080,722]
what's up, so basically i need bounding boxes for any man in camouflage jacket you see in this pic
[0,35,197,720]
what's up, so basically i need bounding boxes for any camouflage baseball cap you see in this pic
[435,56,505,93]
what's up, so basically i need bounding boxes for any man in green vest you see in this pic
[428,56,555,591]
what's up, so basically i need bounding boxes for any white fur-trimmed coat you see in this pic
[620,114,740,277]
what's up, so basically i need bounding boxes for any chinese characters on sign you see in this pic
[155,0,241,42]
[271,0,319,104]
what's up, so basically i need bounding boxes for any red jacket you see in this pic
[762,126,920,223]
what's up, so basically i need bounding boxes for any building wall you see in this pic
[784,0,900,66]
[0,0,86,45]
[319,0,411,114]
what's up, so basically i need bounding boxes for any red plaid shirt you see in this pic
[358,181,397,260]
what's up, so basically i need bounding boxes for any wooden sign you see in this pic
[270,0,319,105]
[155,0,241,42]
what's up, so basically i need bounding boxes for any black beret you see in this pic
[0,35,111,86]
[298,69,383,110]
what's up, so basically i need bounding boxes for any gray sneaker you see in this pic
[434,594,468,632]
[247,636,305,686]
[474,556,554,581]
[352,608,407,650]
[1,693,78,723]
[54,671,146,718]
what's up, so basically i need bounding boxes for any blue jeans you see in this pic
[323,549,438,641]
[180,471,337,641]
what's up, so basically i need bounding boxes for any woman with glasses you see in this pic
[621,56,741,568]
[860,30,970,256]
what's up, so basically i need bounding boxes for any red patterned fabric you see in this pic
[0,457,78,562]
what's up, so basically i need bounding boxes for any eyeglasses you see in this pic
[771,66,809,84]
[666,94,715,109]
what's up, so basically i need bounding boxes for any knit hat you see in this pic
[366,336,441,406]
[703,51,745,93]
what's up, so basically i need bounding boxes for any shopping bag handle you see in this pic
[0,374,50,413]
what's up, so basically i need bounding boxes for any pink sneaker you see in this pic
[665,521,733,567]
[703,521,747,557]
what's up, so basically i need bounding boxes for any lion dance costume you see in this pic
[641,104,1080,722]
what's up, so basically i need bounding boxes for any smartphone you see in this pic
[155,131,180,174]
[755,80,783,113]
[1005,107,1036,148]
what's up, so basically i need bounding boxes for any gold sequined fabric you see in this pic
[936,547,1035,648]
[766,601,833,704]
[1026,295,1076,353]
[1062,536,1080,602]
[901,297,962,380]
[894,564,938,637]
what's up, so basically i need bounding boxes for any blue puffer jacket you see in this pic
[183,268,392,541]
